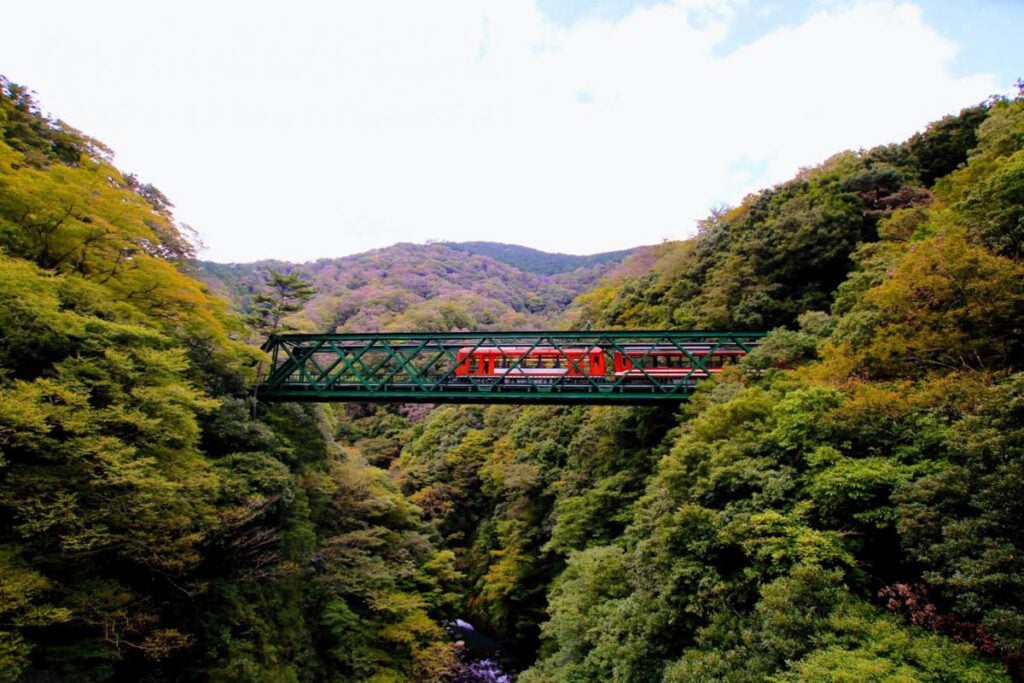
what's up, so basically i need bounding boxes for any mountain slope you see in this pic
[0,76,463,682]
[375,95,1024,682]
[198,241,638,332]
[440,241,636,276]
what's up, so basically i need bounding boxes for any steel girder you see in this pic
[256,331,766,405]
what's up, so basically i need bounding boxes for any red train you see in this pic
[453,345,745,384]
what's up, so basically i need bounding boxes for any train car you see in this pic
[453,343,747,388]
[454,346,605,383]
[612,345,745,382]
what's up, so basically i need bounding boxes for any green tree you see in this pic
[245,268,317,336]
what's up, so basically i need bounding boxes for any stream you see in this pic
[449,618,516,682]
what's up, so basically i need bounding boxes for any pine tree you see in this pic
[246,269,316,336]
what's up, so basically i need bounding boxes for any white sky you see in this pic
[0,0,1013,262]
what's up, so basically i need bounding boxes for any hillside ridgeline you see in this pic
[440,241,635,276]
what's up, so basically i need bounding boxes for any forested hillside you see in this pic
[198,242,635,333]
[439,242,634,277]
[330,91,1024,681]
[2,72,1023,683]
[0,77,467,682]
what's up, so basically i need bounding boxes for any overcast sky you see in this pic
[1,0,1020,263]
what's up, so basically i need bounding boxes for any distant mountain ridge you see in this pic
[196,241,641,332]
[440,241,636,276]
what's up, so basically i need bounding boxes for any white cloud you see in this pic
[0,0,998,261]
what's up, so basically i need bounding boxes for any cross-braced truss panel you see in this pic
[257,331,766,405]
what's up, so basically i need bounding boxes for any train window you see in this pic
[469,358,479,373]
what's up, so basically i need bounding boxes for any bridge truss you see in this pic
[256,331,766,405]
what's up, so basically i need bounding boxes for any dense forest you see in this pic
[1,73,1023,683]
[437,243,634,277]
[197,241,636,333]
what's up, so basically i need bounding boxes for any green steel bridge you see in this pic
[256,331,766,405]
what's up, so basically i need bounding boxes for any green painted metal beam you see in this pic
[256,330,767,405]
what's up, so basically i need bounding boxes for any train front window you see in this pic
[468,358,479,373]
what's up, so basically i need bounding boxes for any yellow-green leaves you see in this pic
[0,549,72,681]
[857,233,1024,375]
